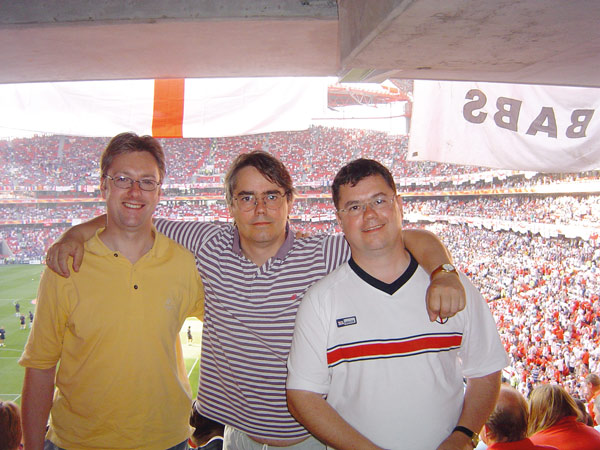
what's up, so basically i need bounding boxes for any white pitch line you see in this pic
[0,348,23,354]
[187,357,200,379]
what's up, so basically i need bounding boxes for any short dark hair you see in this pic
[224,150,295,205]
[189,404,224,446]
[331,158,396,209]
[100,132,166,182]
[574,397,594,426]
[486,387,529,442]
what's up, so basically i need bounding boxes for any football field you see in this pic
[0,264,203,405]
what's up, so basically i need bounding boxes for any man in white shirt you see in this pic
[286,158,508,450]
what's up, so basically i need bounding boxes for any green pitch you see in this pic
[0,264,43,403]
[0,265,202,405]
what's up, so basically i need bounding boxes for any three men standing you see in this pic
[45,150,466,449]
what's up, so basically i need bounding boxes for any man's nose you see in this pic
[362,202,376,215]
[128,181,144,194]
[254,196,267,212]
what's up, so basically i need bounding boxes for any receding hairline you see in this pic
[586,374,600,386]
[497,386,527,412]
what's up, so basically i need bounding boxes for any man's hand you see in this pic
[45,214,106,277]
[426,271,466,322]
[436,430,474,450]
[46,236,85,278]
[287,389,385,450]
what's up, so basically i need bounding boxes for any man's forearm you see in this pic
[47,214,107,276]
[403,229,465,321]
[403,229,452,274]
[22,366,56,450]
[287,389,383,450]
[60,214,106,243]
[456,371,502,435]
[436,371,501,450]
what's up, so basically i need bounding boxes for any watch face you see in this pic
[442,263,455,271]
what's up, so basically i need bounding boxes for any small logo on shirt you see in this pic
[336,316,357,328]
[165,298,175,311]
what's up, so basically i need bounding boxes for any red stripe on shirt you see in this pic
[327,334,462,366]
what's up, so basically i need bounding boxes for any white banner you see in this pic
[183,78,330,137]
[408,80,600,172]
[0,77,332,138]
[0,80,155,137]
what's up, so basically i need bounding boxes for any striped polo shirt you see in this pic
[155,219,350,441]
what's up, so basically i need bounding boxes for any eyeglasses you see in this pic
[337,196,396,216]
[103,175,161,191]
[233,191,289,212]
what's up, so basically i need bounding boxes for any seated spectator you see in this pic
[573,397,594,427]
[0,400,23,450]
[481,385,558,449]
[584,373,600,425]
[188,403,224,450]
[528,384,600,450]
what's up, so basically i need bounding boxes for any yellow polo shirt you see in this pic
[20,228,204,450]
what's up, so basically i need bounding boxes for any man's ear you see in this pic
[395,193,402,208]
[335,212,343,229]
[227,201,237,226]
[395,194,403,218]
[100,178,107,200]
[481,424,492,444]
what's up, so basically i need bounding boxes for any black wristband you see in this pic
[453,425,475,439]
[453,426,477,447]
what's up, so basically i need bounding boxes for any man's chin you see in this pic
[252,229,286,244]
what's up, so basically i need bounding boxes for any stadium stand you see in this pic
[1,126,599,402]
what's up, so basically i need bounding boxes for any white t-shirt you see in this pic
[287,257,508,450]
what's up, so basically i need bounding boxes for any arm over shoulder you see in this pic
[155,218,223,255]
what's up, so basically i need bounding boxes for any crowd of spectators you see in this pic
[404,195,600,227]
[0,204,104,224]
[2,194,598,231]
[423,223,600,400]
[168,194,600,230]
[0,225,61,262]
[2,128,596,192]
[1,128,599,403]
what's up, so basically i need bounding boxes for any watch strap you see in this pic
[452,426,478,447]
[430,263,457,280]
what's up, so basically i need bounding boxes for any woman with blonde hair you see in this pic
[528,384,600,449]
[0,400,22,450]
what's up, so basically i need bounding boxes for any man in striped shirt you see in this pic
[47,151,465,449]
[286,159,507,450]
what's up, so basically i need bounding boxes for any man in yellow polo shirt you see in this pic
[19,132,204,450]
